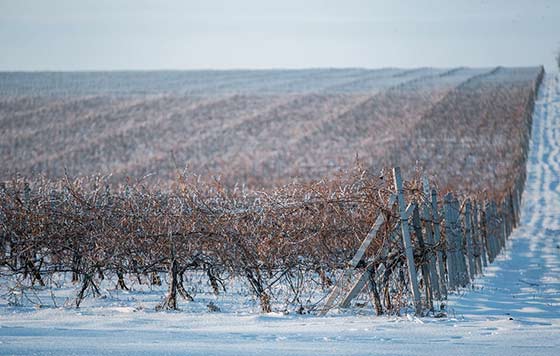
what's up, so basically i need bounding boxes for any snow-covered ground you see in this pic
[1,74,559,355]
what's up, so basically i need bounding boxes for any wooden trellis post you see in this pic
[472,202,484,274]
[502,200,509,244]
[479,202,489,267]
[393,167,422,315]
[485,201,498,262]
[464,200,476,281]
[453,197,469,286]
[412,205,433,310]
[443,193,455,289]
[431,189,447,299]
[319,165,524,317]
[484,201,493,262]
[421,177,441,300]
[496,202,505,250]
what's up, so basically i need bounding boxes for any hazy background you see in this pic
[0,0,559,71]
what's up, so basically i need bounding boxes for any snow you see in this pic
[1,74,559,355]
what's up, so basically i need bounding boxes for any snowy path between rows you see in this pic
[1,74,560,356]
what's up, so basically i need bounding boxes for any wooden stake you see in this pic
[443,193,457,290]
[464,200,476,280]
[393,167,422,315]
[412,204,433,310]
[421,177,441,300]
[472,202,484,274]
[431,189,447,299]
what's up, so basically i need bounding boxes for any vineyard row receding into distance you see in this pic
[0,66,544,315]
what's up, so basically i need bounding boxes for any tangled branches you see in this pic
[1,167,411,312]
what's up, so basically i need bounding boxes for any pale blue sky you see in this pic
[0,0,559,71]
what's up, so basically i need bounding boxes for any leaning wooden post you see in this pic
[319,194,397,315]
[393,167,422,315]
[339,268,373,309]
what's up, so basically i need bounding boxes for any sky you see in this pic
[0,0,559,71]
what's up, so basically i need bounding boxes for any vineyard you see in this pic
[0,66,545,316]
[0,67,542,192]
